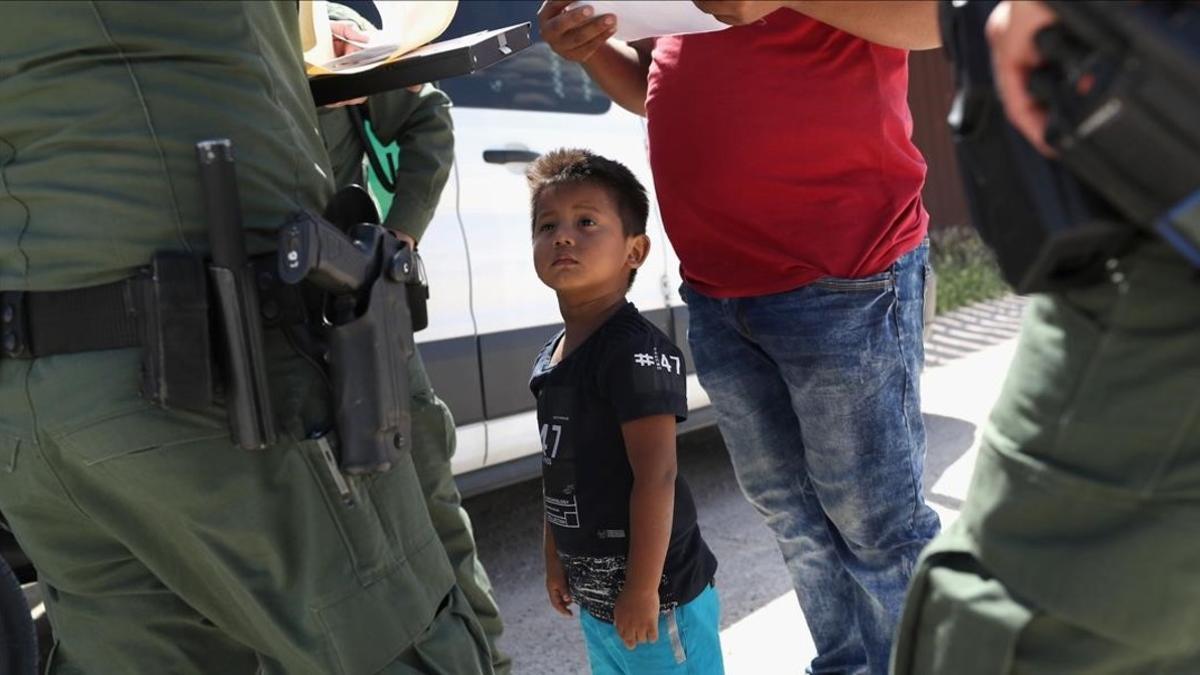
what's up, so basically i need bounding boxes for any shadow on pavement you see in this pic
[921,413,977,508]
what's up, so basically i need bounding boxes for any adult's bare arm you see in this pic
[582,40,653,116]
[538,1,652,116]
[694,1,941,50]
[793,1,940,50]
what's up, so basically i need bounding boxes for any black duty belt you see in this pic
[0,255,305,362]
[1,280,141,359]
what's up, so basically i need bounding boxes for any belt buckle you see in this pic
[0,291,31,359]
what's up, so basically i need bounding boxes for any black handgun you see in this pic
[197,139,277,450]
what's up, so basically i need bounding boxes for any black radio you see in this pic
[940,0,1200,293]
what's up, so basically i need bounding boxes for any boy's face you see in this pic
[532,181,648,298]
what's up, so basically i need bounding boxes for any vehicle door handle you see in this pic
[483,149,540,164]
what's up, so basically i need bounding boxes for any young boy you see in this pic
[527,149,723,674]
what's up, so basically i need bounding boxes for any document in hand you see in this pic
[568,1,729,42]
[300,0,459,75]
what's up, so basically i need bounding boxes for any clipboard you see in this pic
[309,23,533,107]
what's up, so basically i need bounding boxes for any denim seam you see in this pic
[730,299,754,342]
[889,265,923,533]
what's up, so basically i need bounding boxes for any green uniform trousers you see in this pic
[892,241,1200,674]
[407,350,511,675]
[0,328,493,675]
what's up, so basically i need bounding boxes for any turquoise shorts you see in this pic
[579,584,724,675]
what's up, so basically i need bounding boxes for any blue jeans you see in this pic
[580,584,724,675]
[683,243,940,675]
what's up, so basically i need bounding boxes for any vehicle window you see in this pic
[436,0,612,114]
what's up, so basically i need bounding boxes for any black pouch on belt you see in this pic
[0,254,214,412]
[138,252,213,410]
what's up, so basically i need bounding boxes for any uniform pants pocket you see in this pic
[892,552,1034,675]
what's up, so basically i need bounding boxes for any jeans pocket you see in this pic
[812,270,894,292]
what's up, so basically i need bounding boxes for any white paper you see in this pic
[301,0,459,76]
[570,0,728,42]
[321,43,401,73]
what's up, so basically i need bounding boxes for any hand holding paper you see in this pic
[537,0,618,64]
[330,21,371,57]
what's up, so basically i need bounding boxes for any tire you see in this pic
[0,554,37,675]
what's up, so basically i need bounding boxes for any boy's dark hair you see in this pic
[526,148,650,286]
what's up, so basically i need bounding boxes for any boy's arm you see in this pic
[539,1,653,116]
[615,413,678,648]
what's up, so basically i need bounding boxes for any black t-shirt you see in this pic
[529,302,718,623]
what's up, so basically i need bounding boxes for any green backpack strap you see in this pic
[348,105,398,195]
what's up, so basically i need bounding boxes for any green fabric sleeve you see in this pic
[365,85,455,243]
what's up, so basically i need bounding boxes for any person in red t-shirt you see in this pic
[540,2,942,673]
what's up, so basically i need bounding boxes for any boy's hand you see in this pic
[538,0,617,64]
[546,554,574,616]
[613,586,660,649]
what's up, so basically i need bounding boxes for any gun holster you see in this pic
[278,186,422,474]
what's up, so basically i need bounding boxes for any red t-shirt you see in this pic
[646,10,929,298]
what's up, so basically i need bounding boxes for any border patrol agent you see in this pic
[317,81,512,674]
[893,242,1200,673]
[0,3,491,673]
[892,2,1200,671]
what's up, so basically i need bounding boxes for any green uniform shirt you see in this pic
[0,1,332,291]
[317,85,454,243]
